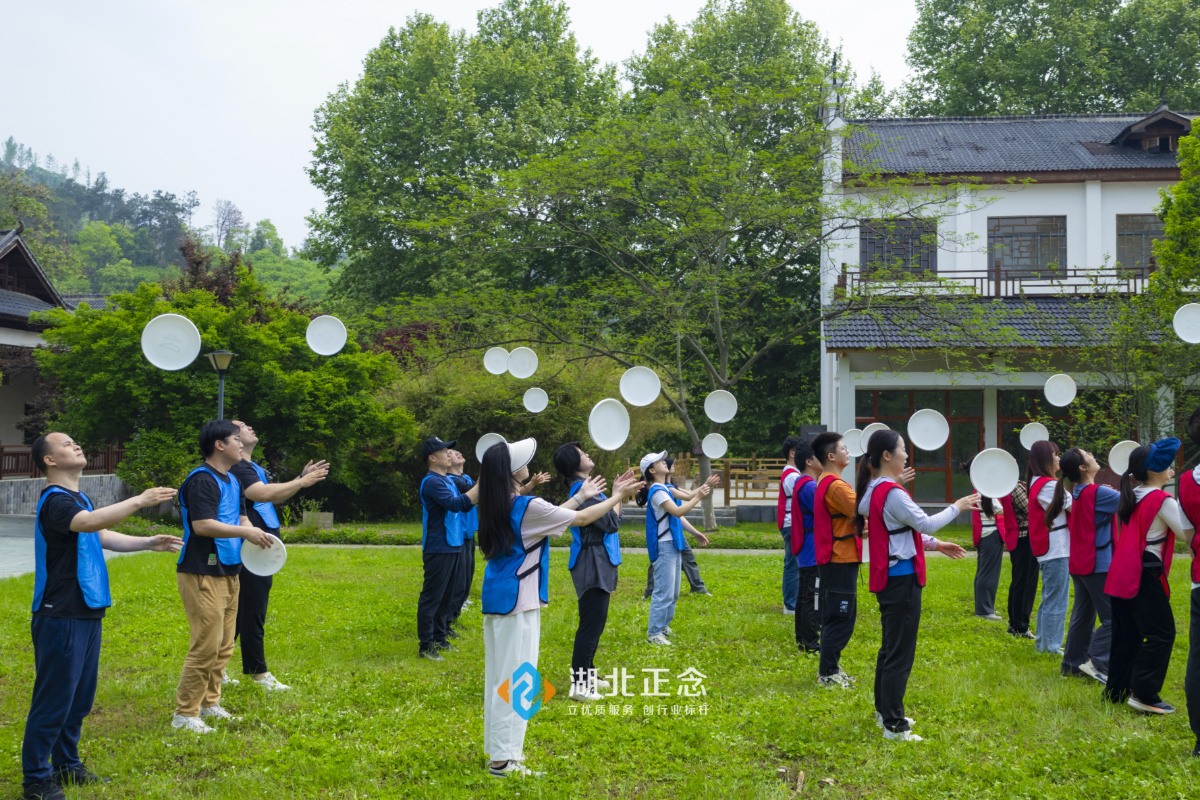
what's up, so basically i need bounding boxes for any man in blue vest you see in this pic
[173,420,276,735]
[418,436,478,661]
[230,419,329,691]
[21,432,181,800]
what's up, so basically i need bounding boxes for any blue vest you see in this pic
[178,465,244,566]
[567,479,622,569]
[459,474,478,540]
[420,473,464,549]
[645,484,685,562]
[32,487,111,612]
[244,460,280,529]
[481,496,548,615]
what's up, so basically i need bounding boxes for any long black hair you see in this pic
[553,442,583,504]
[635,466,655,507]
[1045,447,1085,526]
[477,442,521,561]
[1117,443,1152,526]
[854,429,902,536]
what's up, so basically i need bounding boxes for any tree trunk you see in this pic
[697,454,716,530]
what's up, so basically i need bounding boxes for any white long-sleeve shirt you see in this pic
[1133,486,1192,562]
[1034,480,1071,562]
[857,478,952,566]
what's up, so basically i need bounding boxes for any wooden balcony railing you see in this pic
[836,263,1155,298]
[0,444,126,479]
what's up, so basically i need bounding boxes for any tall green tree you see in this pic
[306,0,618,302]
[901,0,1200,116]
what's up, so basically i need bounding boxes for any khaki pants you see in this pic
[175,572,239,717]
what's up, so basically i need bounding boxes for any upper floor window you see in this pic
[988,216,1067,277]
[1116,214,1165,270]
[859,218,937,276]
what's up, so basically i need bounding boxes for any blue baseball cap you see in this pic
[1144,437,1180,473]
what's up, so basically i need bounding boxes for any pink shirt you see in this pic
[503,497,575,616]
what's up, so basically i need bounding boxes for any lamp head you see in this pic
[206,350,235,372]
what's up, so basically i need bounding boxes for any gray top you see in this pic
[569,490,624,596]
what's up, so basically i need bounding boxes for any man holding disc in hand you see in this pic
[173,420,276,734]
[230,419,328,692]
[21,433,180,800]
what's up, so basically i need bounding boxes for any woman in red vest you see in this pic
[1028,440,1071,656]
[1059,448,1117,684]
[1182,410,1200,755]
[963,455,1020,622]
[854,430,974,741]
[1103,438,1186,714]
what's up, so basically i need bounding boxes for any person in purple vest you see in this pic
[21,433,180,800]
[229,420,329,691]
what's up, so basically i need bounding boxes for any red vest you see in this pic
[1027,476,1057,557]
[1179,470,1200,584]
[814,474,860,565]
[1103,489,1176,599]
[971,494,1018,550]
[1067,484,1103,576]
[867,482,927,593]
[790,475,816,556]
[777,466,800,530]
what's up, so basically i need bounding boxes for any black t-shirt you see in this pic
[178,467,246,577]
[229,460,280,534]
[35,487,106,620]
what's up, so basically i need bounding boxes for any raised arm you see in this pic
[659,484,711,518]
[244,460,330,505]
[570,474,644,527]
[69,487,177,533]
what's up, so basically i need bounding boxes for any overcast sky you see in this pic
[3,0,916,249]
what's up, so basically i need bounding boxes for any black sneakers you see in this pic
[22,779,65,800]
[55,766,111,787]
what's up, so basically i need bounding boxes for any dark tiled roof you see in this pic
[0,287,55,319]
[846,112,1194,175]
[63,294,109,311]
[825,296,1137,350]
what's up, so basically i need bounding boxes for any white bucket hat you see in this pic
[639,450,668,474]
[507,438,537,473]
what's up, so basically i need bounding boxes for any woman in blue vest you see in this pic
[636,451,712,646]
[553,442,637,702]
[479,438,640,779]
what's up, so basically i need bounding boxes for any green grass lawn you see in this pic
[2,547,1198,799]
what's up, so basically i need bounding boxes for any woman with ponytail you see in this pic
[855,430,974,742]
[961,457,1020,622]
[1028,440,1071,655]
[479,439,641,778]
[1102,438,1187,715]
[1004,478,1039,639]
[1060,448,1117,684]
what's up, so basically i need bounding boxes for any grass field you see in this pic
[2,546,1198,799]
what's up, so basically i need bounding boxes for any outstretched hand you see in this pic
[299,460,331,486]
[936,541,967,559]
[612,474,645,500]
[705,474,721,488]
[576,475,608,502]
[526,472,551,489]
[147,534,184,553]
[695,484,712,498]
[953,492,981,512]
[137,487,177,508]
[899,467,916,486]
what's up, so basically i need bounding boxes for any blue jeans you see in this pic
[22,616,102,786]
[1036,557,1070,653]
[648,542,682,638]
[782,532,799,610]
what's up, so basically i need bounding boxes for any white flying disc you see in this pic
[306,315,347,356]
[861,422,890,445]
[701,433,728,460]
[483,347,509,375]
[523,387,548,413]
[506,347,538,379]
[1019,422,1050,450]
[908,409,949,451]
[475,433,507,463]
[1174,304,1200,344]
[969,448,1020,499]
[241,535,287,577]
[843,428,865,458]
[1109,440,1140,474]
[704,390,738,423]
[1043,374,1077,407]
[588,399,630,451]
[140,314,201,371]
[619,366,662,407]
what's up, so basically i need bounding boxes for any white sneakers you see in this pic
[569,682,605,702]
[489,760,543,778]
[171,714,214,734]
[254,672,290,691]
[200,705,240,721]
[876,712,915,729]
[220,671,239,685]
[647,634,672,646]
[883,728,924,742]
[593,675,612,691]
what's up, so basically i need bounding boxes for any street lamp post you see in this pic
[205,351,235,420]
